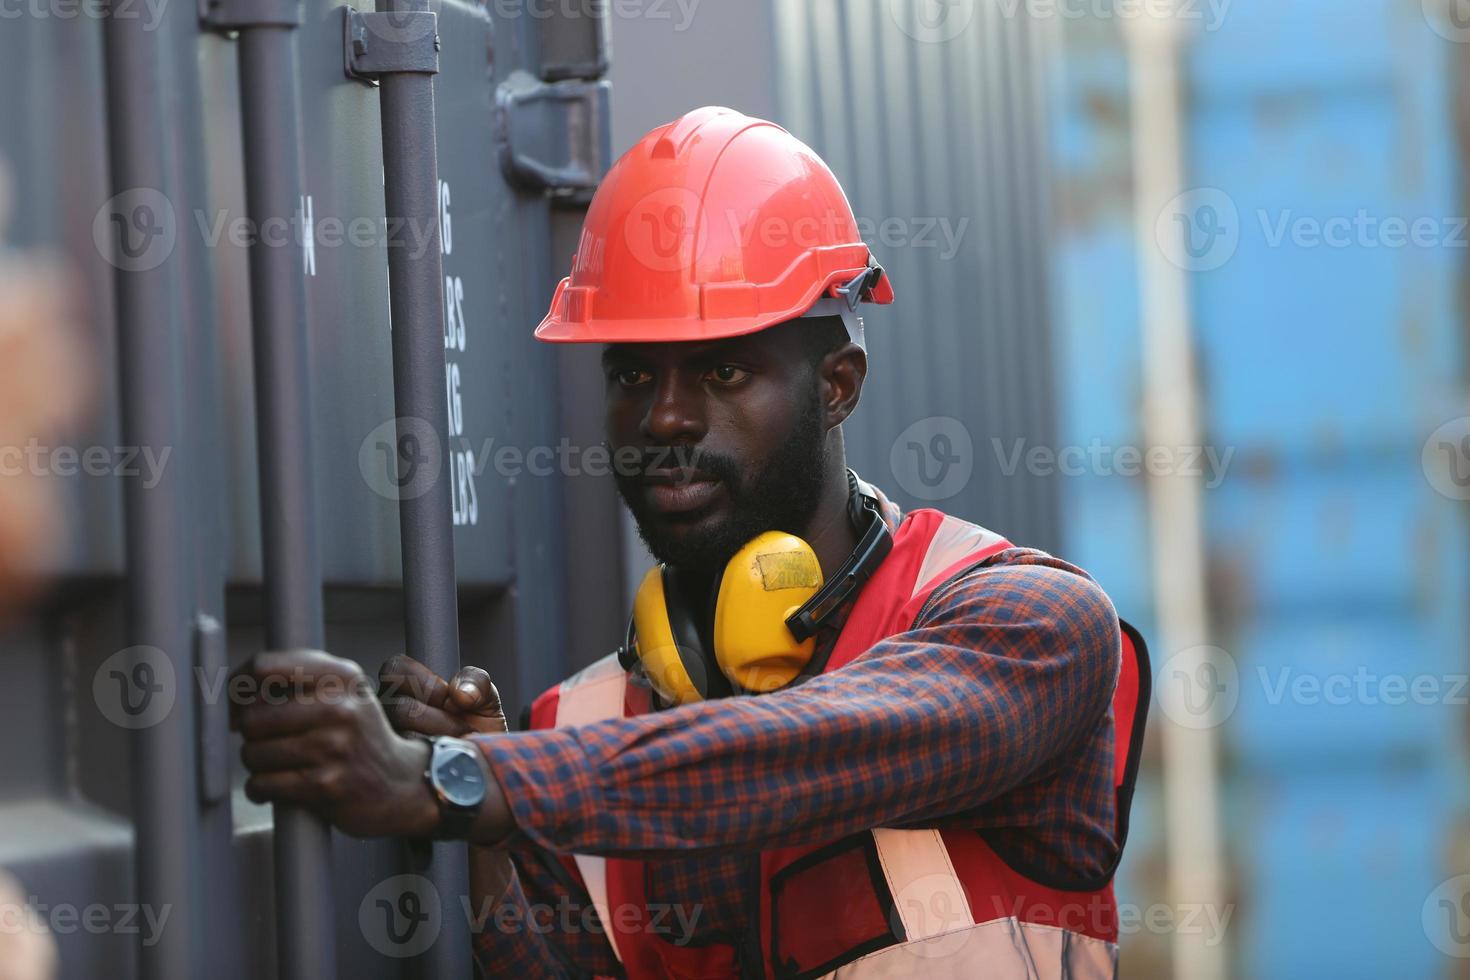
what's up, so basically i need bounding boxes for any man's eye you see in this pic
[612,368,650,387]
[708,365,749,385]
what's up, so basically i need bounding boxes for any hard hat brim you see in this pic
[533,265,893,344]
[534,309,802,344]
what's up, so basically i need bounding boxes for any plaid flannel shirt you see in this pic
[468,493,1122,978]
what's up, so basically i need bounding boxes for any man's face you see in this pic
[604,321,829,574]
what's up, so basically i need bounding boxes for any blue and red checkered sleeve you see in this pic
[471,549,1122,866]
[469,844,623,978]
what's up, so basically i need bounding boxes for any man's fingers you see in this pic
[240,730,352,773]
[381,696,465,737]
[235,649,370,699]
[376,657,505,734]
[447,667,502,717]
[244,769,327,808]
[232,697,351,739]
[377,655,452,709]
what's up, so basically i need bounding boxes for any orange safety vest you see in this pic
[527,507,1149,979]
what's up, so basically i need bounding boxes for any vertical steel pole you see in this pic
[103,7,200,977]
[235,20,339,980]
[374,1,471,972]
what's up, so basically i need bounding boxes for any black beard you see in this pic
[614,388,830,574]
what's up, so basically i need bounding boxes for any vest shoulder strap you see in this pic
[907,512,1013,601]
[528,652,630,966]
[552,652,627,726]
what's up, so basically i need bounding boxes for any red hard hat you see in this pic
[534,106,894,344]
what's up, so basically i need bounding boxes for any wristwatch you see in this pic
[423,736,488,840]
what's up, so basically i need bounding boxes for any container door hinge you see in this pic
[495,70,610,200]
[342,6,441,84]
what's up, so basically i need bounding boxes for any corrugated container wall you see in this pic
[770,0,1064,552]
[0,0,612,976]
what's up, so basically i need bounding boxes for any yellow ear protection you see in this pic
[619,471,893,705]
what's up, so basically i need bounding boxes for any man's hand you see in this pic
[378,655,508,737]
[231,650,440,840]
[378,656,520,900]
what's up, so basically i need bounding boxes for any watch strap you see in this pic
[433,800,479,841]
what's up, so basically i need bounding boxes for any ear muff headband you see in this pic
[783,473,893,643]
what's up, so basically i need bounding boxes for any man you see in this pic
[233,107,1145,978]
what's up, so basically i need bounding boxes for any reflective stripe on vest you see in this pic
[552,653,629,967]
[813,916,1117,979]
[870,828,973,941]
[908,515,1009,599]
[540,509,1123,979]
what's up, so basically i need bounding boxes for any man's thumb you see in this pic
[448,666,502,716]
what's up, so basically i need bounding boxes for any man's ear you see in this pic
[819,342,867,428]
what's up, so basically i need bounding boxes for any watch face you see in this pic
[433,745,486,809]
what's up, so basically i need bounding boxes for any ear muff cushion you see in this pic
[632,565,723,705]
[713,531,822,694]
[664,566,732,699]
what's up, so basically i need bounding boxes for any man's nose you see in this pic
[640,372,706,445]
